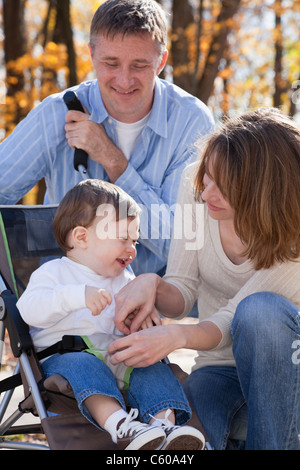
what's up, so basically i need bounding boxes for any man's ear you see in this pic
[157,50,168,75]
[71,226,88,248]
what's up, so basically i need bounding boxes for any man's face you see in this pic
[90,33,167,123]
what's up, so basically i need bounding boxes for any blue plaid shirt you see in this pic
[0,78,214,275]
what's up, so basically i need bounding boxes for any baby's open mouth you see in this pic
[116,258,127,266]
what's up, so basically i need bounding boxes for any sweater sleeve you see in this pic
[17,267,86,328]
[209,260,300,349]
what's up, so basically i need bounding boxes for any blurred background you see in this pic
[1,0,300,204]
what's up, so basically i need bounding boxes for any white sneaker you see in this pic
[116,408,166,450]
[153,409,205,450]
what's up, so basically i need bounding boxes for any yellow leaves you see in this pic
[17,97,29,109]
[272,25,283,44]
[2,40,71,139]
[2,0,300,142]
[173,64,192,78]
[22,185,40,205]
[39,42,68,69]
[45,42,57,53]
[6,76,19,86]
[218,68,234,80]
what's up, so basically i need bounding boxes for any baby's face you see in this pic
[85,214,140,277]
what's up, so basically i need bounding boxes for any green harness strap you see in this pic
[81,335,133,390]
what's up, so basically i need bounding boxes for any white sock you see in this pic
[104,409,128,443]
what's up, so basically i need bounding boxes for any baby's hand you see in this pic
[140,308,162,330]
[85,286,112,316]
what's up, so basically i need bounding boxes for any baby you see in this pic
[17,179,204,450]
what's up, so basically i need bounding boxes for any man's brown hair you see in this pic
[89,0,168,55]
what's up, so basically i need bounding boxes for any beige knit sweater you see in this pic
[164,163,300,371]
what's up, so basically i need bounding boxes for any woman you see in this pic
[108,107,300,450]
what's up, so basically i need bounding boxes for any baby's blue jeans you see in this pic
[42,353,191,429]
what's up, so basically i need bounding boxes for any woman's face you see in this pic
[201,164,235,222]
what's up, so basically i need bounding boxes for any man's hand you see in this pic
[65,110,128,182]
[85,286,112,316]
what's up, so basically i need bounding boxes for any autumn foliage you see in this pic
[1,0,300,202]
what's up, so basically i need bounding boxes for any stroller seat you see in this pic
[0,204,210,450]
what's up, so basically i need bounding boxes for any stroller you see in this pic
[0,204,211,450]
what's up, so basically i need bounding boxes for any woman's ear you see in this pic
[71,226,88,249]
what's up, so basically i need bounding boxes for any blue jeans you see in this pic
[42,352,191,429]
[183,292,300,450]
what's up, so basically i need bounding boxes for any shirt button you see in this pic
[108,118,113,124]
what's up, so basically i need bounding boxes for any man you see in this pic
[0,0,214,276]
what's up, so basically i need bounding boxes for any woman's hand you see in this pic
[108,324,181,368]
[114,273,161,334]
[108,319,223,368]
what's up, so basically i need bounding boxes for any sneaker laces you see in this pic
[150,409,178,432]
[116,408,149,439]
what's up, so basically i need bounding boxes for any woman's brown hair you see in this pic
[53,179,140,253]
[194,107,300,270]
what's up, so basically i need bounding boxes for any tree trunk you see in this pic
[3,0,27,111]
[53,0,77,86]
[273,0,284,108]
[41,0,77,87]
[171,0,195,92]
[196,0,241,104]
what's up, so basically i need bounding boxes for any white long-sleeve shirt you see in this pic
[17,257,134,352]
[164,164,300,370]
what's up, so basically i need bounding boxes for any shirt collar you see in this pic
[88,81,109,123]
[88,77,168,138]
[147,77,168,138]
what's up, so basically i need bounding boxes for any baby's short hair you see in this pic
[53,179,140,252]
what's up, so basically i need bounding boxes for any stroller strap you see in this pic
[37,335,88,360]
[0,335,87,394]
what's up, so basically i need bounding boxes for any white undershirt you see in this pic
[113,112,150,160]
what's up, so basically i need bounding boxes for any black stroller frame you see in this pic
[0,204,120,450]
[0,290,49,450]
[0,205,54,450]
